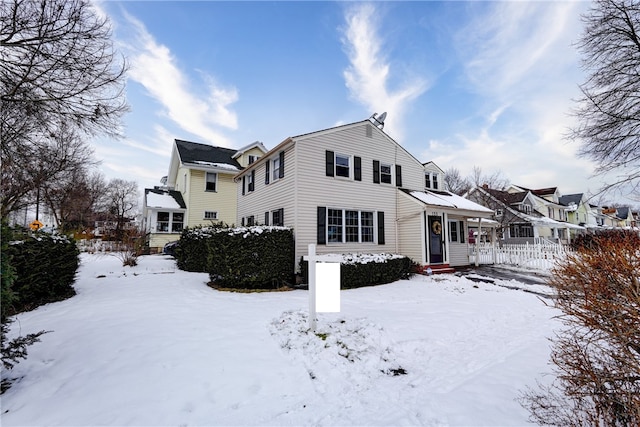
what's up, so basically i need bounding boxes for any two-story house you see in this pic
[234,117,493,272]
[143,139,267,252]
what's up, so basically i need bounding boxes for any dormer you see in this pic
[423,161,445,191]
[232,141,268,168]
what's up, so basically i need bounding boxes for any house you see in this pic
[465,185,583,244]
[559,193,593,227]
[143,139,267,252]
[234,116,493,272]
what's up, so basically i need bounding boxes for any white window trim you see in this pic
[205,172,217,192]
[334,153,351,180]
[272,157,281,182]
[203,211,218,220]
[155,211,184,233]
[327,208,375,244]
[380,163,393,185]
[425,172,440,190]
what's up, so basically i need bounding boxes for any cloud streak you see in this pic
[121,11,238,147]
[341,3,428,141]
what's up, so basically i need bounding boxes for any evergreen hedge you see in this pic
[207,226,295,289]
[300,254,413,289]
[4,231,79,316]
[174,225,220,272]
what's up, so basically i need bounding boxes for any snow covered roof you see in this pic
[190,160,240,171]
[145,189,186,210]
[175,139,242,170]
[404,189,494,215]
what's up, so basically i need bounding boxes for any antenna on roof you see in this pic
[160,176,168,185]
[370,112,387,129]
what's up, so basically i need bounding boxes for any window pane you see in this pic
[157,211,169,232]
[432,174,438,189]
[328,209,343,243]
[335,155,350,177]
[425,174,431,188]
[361,212,374,242]
[381,164,392,184]
[206,172,216,191]
[449,221,458,242]
[345,210,359,242]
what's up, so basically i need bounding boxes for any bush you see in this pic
[571,228,640,251]
[175,225,227,272]
[4,231,79,316]
[207,226,295,289]
[300,253,413,289]
[520,231,640,425]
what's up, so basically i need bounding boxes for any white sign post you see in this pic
[305,244,341,331]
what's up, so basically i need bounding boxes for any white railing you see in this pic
[469,241,571,270]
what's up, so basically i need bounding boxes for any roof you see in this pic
[175,139,242,169]
[145,188,186,210]
[484,187,528,205]
[617,206,630,220]
[401,189,494,216]
[232,141,268,159]
[559,193,584,206]
[514,185,558,196]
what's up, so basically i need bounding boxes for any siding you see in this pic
[397,192,425,264]
[187,170,237,227]
[447,214,470,267]
[149,233,180,253]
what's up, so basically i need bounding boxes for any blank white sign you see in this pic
[315,262,341,313]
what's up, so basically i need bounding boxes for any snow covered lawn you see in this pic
[2,254,558,426]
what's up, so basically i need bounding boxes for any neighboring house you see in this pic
[509,185,568,222]
[559,193,592,227]
[234,117,493,272]
[142,188,186,251]
[466,185,583,244]
[143,139,267,252]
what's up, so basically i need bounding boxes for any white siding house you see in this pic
[235,118,493,272]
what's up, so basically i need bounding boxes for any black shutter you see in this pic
[325,151,334,177]
[377,211,385,245]
[279,151,285,178]
[317,206,326,244]
[265,212,269,226]
[373,160,380,184]
[460,221,465,243]
[354,156,362,181]
[395,165,402,187]
[241,217,245,226]
[242,176,246,195]
[249,170,255,192]
[279,208,284,226]
[265,161,270,185]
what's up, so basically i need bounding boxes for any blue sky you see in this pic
[92,1,633,205]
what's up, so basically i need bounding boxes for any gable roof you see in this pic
[232,141,268,159]
[484,187,529,205]
[144,188,186,209]
[559,193,584,207]
[400,189,493,217]
[175,139,242,169]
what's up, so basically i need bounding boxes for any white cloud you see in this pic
[341,3,428,141]
[121,11,238,146]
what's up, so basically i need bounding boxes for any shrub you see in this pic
[175,225,227,272]
[207,226,295,289]
[5,231,79,316]
[571,228,640,251]
[300,253,413,289]
[520,231,640,425]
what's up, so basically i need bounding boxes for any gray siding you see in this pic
[397,192,425,263]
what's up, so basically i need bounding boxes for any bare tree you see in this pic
[569,0,640,199]
[468,166,510,190]
[103,179,139,240]
[444,167,471,195]
[0,0,128,217]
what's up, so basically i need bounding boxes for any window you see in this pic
[380,164,392,184]
[495,208,503,217]
[171,213,183,232]
[204,211,218,220]
[246,216,255,226]
[328,209,343,243]
[272,208,284,226]
[326,209,375,243]
[248,170,255,192]
[205,172,217,192]
[248,155,258,164]
[335,154,350,178]
[156,211,183,233]
[272,157,281,182]
[510,224,534,238]
[183,173,187,193]
[425,172,439,190]
[449,221,458,242]
[157,212,169,232]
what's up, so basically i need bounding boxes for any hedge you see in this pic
[207,226,295,289]
[4,231,79,317]
[300,253,413,289]
[174,225,220,272]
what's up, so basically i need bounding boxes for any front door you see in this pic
[427,215,444,264]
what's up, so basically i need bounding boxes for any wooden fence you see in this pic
[469,242,572,270]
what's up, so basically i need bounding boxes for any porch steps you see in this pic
[421,264,455,275]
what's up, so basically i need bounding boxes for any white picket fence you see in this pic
[469,241,572,270]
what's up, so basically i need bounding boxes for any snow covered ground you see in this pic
[2,254,559,426]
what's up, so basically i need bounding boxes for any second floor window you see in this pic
[272,157,281,181]
[205,172,217,192]
[425,172,439,190]
[335,154,350,178]
[380,164,392,184]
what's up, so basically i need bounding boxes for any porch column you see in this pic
[492,225,497,264]
[475,218,482,267]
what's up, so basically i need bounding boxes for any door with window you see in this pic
[427,215,444,264]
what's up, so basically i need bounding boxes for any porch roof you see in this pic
[402,189,494,217]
